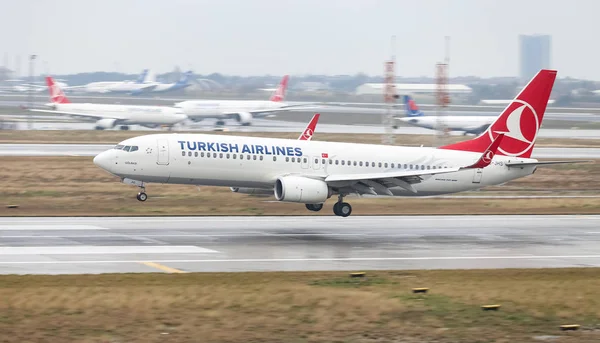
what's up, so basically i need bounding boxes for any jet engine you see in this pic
[94,118,117,130]
[232,112,253,126]
[274,176,331,203]
[230,187,273,196]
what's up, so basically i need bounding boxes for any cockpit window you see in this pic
[123,146,131,152]
[130,146,138,152]
[114,145,124,150]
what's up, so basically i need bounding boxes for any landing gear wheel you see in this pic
[334,202,352,217]
[241,122,251,126]
[120,125,130,130]
[137,192,148,202]
[305,203,324,212]
[216,120,226,126]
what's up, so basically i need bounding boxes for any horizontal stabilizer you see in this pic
[505,160,592,167]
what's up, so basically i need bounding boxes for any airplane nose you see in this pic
[93,151,111,170]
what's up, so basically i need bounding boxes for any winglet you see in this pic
[463,133,505,169]
[298,113,320,140]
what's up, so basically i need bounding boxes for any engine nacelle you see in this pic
[230,187,273,195]
[274,176,331,204]
[232,112,253,125]
[94,118,117,130]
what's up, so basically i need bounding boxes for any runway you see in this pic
[0,215,599,275]
[0,143,598,158]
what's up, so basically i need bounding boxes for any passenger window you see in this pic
[286,157,289,162]
[427,166,430,170]
[291,157,295,162]
[274,156,277,161]
[213,153,217,158]
[181,151,185,156]
[391,163,395,168]
[410,164,413,169]
[226,154,230,159]
[260,156,264,161]
[384,163,388,168]
[329,159,332,165]
[404,164,407,169]
[341,160,345,165]
[359,161,363,167]
[421,165,425,170]
[201,152,205,157]
[314,158,318,164]
[371,162,375,167]
[233,154,236,159]
[219,153,223,158]
[353,161,357,166]
[335,160,339,165]
[188,151,192,157]
[195,152,198,157]
[322,159,326,164]
[303,158,307,163]
[247,155,251,160]
[253,155,257,160]
[378,162,382,168]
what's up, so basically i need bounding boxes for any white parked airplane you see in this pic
[67,69,157,94]
[397,95,495,135]
[174,75,315,126]
[93,70,581,217]
[30,76,187,130]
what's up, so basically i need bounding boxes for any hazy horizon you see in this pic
[2,0,598,79]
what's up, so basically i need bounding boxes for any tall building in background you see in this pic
[519,34,551,82]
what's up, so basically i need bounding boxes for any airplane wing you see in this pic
[237,103,325,118]
[323,134,505,195]
[29,109,128,120]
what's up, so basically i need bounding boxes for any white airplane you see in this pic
[397,95,496,135]
[132,71,193,95]
[30,76,187,130]
[93,69,582,217]
[174,75,315,126]
[69,69,157,94]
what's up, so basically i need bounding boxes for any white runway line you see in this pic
[0,246,219,255]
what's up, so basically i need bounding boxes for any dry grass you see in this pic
[1,269,599,342]
[1,129,600,147]
[1,157,600,216]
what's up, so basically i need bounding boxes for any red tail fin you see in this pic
[439,69,557,158]
[46,76,70,104]
[270,75,289,102]
[298,113,320,141]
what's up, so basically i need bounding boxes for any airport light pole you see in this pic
[28,54,37,130]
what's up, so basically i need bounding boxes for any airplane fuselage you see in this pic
[94,133,536,197]
[53,103,187,126]
[175,100,285,119]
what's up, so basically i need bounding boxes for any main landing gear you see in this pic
[333,194,352,217]
[136,183,148,202]
[305,203,324,212]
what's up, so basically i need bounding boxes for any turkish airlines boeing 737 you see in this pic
[93,70,578,217]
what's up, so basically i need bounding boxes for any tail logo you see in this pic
[50,84,67,103]
[408,99,418,111]
[487,99,539,157]
[482,150,494,164]
[301,128,314,140]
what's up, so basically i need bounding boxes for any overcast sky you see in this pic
[2,0,598,79]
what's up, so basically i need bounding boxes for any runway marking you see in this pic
[140,261,186,274]
[0,246,219,255]
[0,233,365,238]
[1,255,600,264]
[0,225,108,231]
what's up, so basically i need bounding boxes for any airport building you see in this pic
[519,34,551,83]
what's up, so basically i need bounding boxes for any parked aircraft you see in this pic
[397,95,495,135]
[30,76,187,130]
[174,75,315,126]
